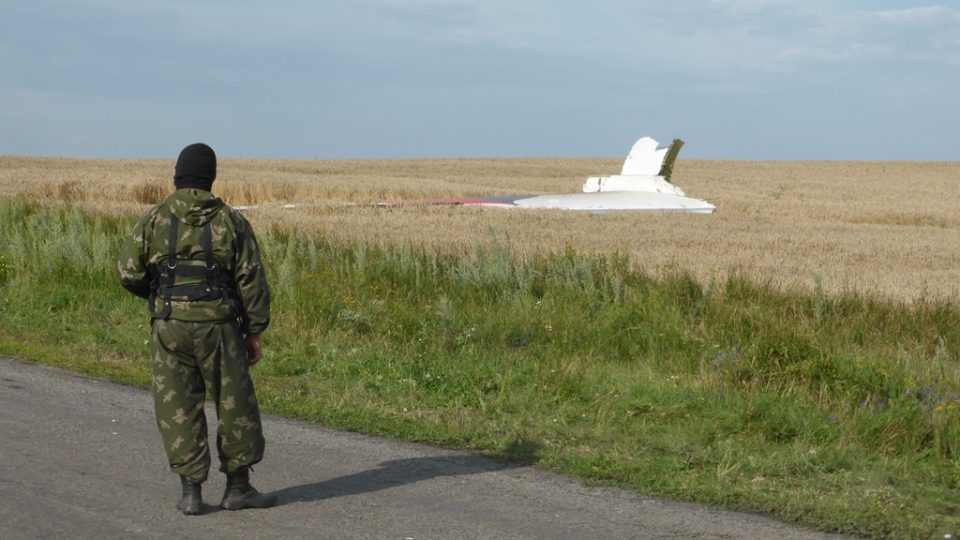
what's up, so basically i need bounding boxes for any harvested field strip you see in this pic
[1,156,957,302]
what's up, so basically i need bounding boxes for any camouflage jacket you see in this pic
[117,189,271,335]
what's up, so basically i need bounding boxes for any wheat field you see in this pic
[1,155,957,303]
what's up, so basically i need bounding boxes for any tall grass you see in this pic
[0,198,958,538]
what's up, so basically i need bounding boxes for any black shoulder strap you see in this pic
[168,213,180,266]
[202,221,215,269]
[153,212,180,319]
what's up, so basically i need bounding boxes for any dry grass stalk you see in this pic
[1,155,957,303]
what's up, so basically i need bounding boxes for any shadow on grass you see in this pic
[269,441,541,506]
[500,437,544,464]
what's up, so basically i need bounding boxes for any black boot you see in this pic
[220,467,276,510]
[176,476,203,515]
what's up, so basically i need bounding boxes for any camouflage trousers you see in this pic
[150,319,265,482]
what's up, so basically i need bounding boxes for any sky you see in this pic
[1,1,958,160]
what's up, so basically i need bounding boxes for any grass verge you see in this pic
[0,199,958,538]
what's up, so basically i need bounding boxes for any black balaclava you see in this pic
[173,143,217,191]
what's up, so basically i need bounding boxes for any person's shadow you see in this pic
[268,453,527,506]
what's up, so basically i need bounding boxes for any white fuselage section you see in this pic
[376,136,717,213]
[537,137,715,213]
[582,175,686,196]
[513,191,715,213]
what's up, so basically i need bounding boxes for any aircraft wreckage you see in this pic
[235,138,715,214]
[378,137,716,213]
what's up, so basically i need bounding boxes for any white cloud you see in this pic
[710,0,802,11]
[876,5,960,26]
[775,43,891,64]
[706,3,960,71]
[2,0,958,159]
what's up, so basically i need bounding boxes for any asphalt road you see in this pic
[0,357,854,539]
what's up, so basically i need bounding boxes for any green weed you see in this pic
[0,199,957,539]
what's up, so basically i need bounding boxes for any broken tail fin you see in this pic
[657,139,684,182]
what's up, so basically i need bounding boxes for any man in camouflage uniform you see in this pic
[117,143,275,514]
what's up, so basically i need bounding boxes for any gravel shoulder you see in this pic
[0,357,855,539]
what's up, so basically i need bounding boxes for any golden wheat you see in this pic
[1,155,957,303]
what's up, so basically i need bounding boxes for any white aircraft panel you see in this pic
[620,137,669,176]
[513,192,715,213]
[582,175,686,196]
